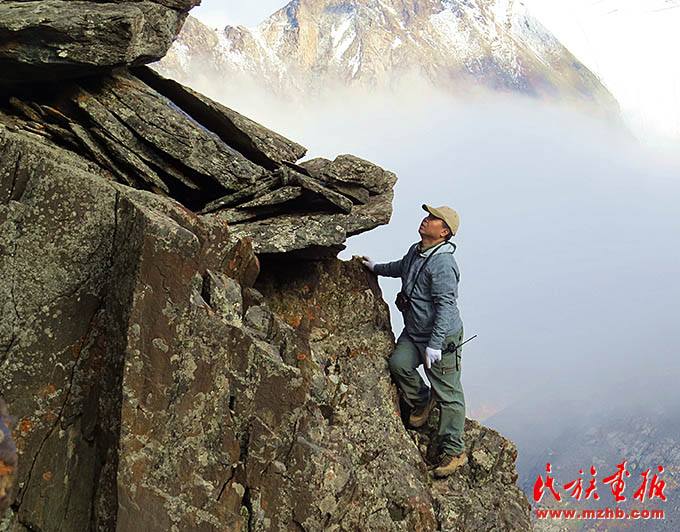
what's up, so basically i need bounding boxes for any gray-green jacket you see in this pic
[374,241,462,350]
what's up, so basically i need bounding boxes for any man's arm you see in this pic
[427,256,459,350]
[372,244,416,277]
[373,256,405,278]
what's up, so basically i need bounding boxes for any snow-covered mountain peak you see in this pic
[155,0,619,115]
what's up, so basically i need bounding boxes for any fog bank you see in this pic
[198,78,680,421]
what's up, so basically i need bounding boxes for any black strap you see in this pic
[405,241,449,301]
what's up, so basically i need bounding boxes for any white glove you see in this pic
[361,257,376,272]
[425,347,442,369]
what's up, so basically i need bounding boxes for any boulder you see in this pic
[0,1,187,84]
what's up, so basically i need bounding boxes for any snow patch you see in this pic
[392,37,402,49]
[171,42,191,70]
[249,26,289,78]
[349,44,362,77]
[217,32,248,68]
[379,0,397,16]
[332,15,356,60]
[430,7,473,55]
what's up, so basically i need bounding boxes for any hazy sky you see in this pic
[190,1,284,28]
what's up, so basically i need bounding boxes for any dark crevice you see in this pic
[201,272,211,307]
[291,518,306,531]
[367,506,387,518]
[319,404,333,424]
[281,415,301,465]
[16,516,40,532]
[243,486,254,532]
[1,333,17,368]
[215,467,235,502]
[7,153,21,204]
[111,190,120,269]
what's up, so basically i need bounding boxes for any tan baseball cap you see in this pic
[422,204,460,236]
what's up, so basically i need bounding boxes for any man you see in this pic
[362,204,466,478]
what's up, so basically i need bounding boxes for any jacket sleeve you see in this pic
[426,256,459,350]
[373,246,413,278]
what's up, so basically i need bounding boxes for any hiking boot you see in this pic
[433,452,468,478]
[408,394,436,428]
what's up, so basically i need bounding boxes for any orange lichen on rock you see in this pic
[286,315,302,328]
[0,462,13,476]
[72,336,87,359]
[19,420,34,435]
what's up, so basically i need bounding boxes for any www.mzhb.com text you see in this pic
[535,507,665,520]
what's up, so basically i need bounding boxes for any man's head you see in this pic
[419,204,459,244]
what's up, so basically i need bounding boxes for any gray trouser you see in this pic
[388,328,466,456]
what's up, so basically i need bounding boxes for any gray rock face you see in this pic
[134,66,308,169]
[0,1,187,84]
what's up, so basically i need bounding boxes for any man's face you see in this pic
[419,214,448,240]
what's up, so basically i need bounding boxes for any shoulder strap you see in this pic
[406,241,448,300]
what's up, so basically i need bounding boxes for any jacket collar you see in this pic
[417,240,455,258]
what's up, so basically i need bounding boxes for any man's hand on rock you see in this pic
[425,347,442,369]
[360,256,375,272]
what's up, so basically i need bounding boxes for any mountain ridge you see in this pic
[155,0,620,115]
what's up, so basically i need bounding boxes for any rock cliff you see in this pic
[0,2,530,530]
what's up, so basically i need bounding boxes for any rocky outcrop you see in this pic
[0,65,396,257]
[0,3,530,531]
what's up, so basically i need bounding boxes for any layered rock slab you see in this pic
[1,65,396,256]
[0,1,189,84]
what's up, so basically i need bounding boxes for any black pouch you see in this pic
[397,241,448,315]
[395,291,410,313]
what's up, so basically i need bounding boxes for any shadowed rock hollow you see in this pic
[0,2,530,530]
